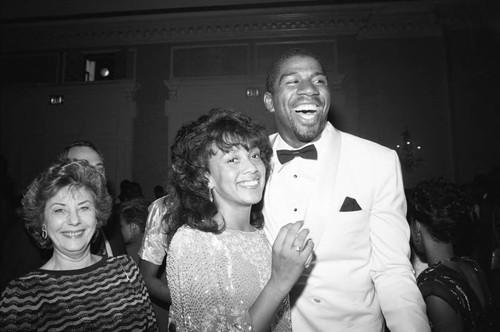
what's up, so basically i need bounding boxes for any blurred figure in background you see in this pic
[119,198,150,264]
[407,178,494,332]
[154,185,165,200]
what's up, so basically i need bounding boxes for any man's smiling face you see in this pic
[264,55,331,148]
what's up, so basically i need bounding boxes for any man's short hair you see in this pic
[265,48,327,93]
[57,140,104,163]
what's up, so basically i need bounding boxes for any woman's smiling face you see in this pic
[207,145,266,211]
[44,185,97,258]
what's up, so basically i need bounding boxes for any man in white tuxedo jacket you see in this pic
[262,48,430,331]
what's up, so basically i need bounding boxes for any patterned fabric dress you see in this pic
[138,197,169,265]
[0,255,158,331]
[167,225,291,332]
[417,256,494,332]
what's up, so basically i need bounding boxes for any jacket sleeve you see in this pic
[369,150,430,332]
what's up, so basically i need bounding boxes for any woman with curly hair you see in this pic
[407,178,494,332]
[164,108,313,332]
[0,159,158,331]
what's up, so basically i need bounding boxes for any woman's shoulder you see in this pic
[146,197,170,222]
[169,226,221,258]
[1,270,46,295]
[172,225,214,243]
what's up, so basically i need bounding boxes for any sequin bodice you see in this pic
[167,225,291,332]
[417,256,493,331]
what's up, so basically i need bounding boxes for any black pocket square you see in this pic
[340,197,362,212]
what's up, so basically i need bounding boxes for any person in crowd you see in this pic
[58,140,127,257]
[0,140,125,291]
[57,140,105,175]
[119,198,150,263]
[118,179,133,203]
[261,48,430,331]
[139,194,171,332]
[407,178,494,331]
[0,154,17,233]
[164,108,313,331]
[0,159,158,331]
[154,185,165,199]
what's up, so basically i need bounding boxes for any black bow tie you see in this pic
[276,144,318,164]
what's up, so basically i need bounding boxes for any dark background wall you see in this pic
[1,0,498,201]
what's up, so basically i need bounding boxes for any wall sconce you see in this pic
[49,95,64,105]
[246,88,260,97]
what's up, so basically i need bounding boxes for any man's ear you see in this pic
[129,223,140,236]
[263,92,275,113]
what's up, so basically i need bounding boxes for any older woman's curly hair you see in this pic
[21,159,112,249]
[165,108,272,242]
[407,178,472,243]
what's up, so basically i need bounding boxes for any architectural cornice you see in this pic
[1,2,476,52]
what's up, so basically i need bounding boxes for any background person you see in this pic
[138,194,171,329]
[119,198,150,264]
[407,178,494,332]
[262,48,430,331]
[0,159,158,331]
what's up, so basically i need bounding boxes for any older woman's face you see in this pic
[44,186,97,258]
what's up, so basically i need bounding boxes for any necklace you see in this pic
[431,256,460,267]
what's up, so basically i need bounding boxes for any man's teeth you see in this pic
[294,104,319,112]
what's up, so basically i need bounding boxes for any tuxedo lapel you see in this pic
[302,127,342,248]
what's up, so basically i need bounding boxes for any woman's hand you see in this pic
[269,220,314,294]
[247,220,314,331]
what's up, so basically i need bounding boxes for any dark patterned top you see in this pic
[417,256,493,332]
[0,255,158,331]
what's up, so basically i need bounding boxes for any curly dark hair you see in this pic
[407,178,473,243]
[265,48,327,93]
[165,108,272,242]
[119,198,150,233]
[21,159,113,249]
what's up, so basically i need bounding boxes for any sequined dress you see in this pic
[417,256,494,331]
[167,225,291,332]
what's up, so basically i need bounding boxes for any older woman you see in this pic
[407,178,494,332]
[165,108,313,332]
[0,159,158,331]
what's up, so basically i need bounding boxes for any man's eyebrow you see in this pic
[278,71,327,85]
[277,72,298,85]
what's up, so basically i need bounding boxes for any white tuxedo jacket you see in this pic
[263,123,429,332]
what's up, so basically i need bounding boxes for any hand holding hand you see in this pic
[269,220,314,294]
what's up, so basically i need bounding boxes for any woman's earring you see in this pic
[209,188,214,203]
[41,224,48,240]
